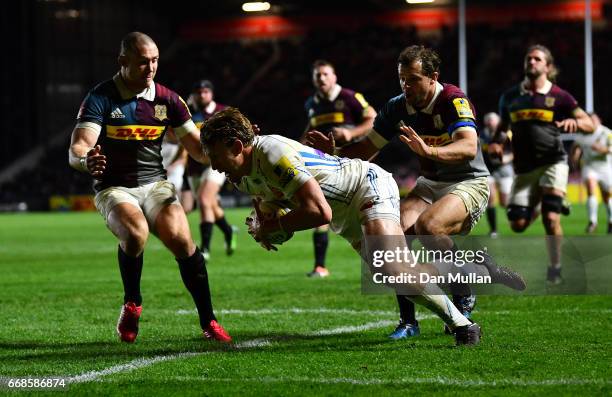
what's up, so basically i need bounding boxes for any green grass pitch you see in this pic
[0,205,610,396]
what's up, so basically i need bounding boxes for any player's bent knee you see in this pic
[414,215,441,235]
[122,229,148,254]
[510,220,528,233]
[507,205,532,222]
[541,194,563,214]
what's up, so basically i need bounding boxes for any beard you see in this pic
[524,67,543,80]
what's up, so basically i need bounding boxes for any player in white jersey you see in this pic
[161,131,186,192]
[571,113,612,233]
[199,107,527,346]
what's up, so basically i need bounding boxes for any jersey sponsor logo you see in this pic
[110,107,126,119]
[273,156,298,188]
[452,98,474,119]
[154,104,168,121]
[106,125,165,140]
[420,133,452,147]
[354,92,369,109]
[310,112,345,127]
[544,96,556,108]
[510,108,553,123]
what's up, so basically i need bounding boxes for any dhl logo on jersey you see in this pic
[510,109,553,123]
[106,125,165,141]
[311,112,344,127]
[421,133,452,147]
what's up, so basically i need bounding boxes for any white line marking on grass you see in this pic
[67,319,394,384]
[176,308,398,316]
[234,338,272,348]
[169,375,612,387]
[176,307,611,317]
[67,352,200,384]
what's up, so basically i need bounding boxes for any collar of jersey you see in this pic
[520,79,552,95]
[315,84,342,103]
[205,100,217,114]
[113,73,156,101]
[405,81,443,115]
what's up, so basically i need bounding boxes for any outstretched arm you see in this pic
[68,126,106,178]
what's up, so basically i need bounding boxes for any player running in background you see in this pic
[480,112,514,238]
[187,80,237,260]
[490,44,594,284]
[68,32,231,343]
[570,112,612,234]
[200,107,526,346]
[307,46,493,339]
[161,129,187,192]
[300,60,376,278]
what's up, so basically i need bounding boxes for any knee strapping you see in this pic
[507,205,532,221]
[541,194,563,214]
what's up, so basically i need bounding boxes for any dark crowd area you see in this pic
[2,4,611,209]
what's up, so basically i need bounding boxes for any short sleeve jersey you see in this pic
[499,82,579,173]
[187,102,227,176]
[373,83,489,182]
[235,135,368,208]
[77,74,191,192]
[574,124,612,165]
[305,86,370,133]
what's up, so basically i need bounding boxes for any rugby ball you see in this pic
[248,201,294,244]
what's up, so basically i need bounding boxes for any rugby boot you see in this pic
[116,302,142,343]
[203,320,232,343]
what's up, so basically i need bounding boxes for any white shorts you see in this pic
[489,163,514,195]
[509,162,569,208]
[582,162,612,192]
[188,166,226,194]
[166,164,185,192]
[94,180,180,229]
[410,176,490,234]
[330,164,401,246]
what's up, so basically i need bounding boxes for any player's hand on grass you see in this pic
[555,118,578,133]
[305,130,335,155]
[86,145,106,179]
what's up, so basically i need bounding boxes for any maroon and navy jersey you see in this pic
[304,86,370,133]
[373,83,489,182]
[187,102,227,176]
[499,82,579,173]
[77,75,191,192]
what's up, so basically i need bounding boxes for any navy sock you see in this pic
[313,230,329,267]
[177,249,216,328]
[118,245,143,306]
[396,295,417,324]
[199,222,214,251]
[486,207,497,233]
[215,217,233,243]
[446,242,473,298]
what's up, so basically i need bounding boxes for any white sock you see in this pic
[587,195,598,224]
[607,198,612,224]
[410,290,471,330]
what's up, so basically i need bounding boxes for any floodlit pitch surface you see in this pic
[0,207,610,396]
